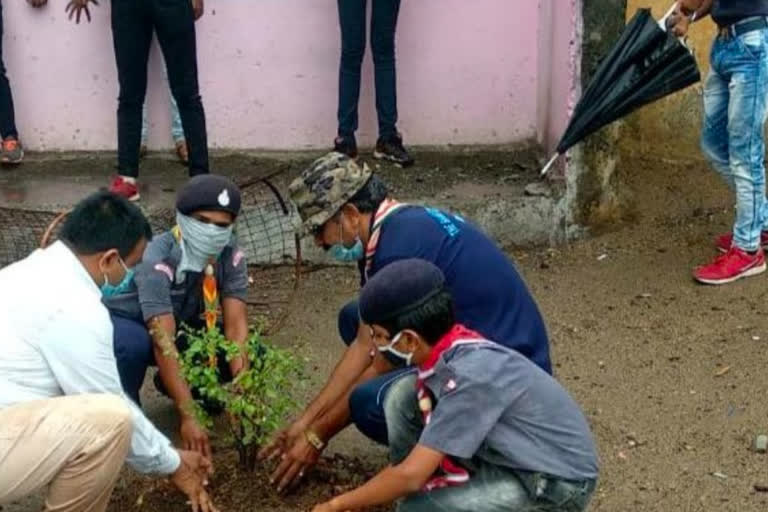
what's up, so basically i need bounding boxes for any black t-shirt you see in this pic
[712,0,768,26]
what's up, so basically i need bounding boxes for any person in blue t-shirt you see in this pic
[260,152,551,493]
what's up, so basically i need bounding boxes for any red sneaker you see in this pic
[715,231,768,253]
[108,176,140,201]
[694,247,766,285]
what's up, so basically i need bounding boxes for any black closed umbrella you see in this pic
[541,5,701,175]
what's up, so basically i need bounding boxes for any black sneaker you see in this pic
[373,134,414,168]
[333,136,358,159]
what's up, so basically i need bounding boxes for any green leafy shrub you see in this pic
[178,325,301,470]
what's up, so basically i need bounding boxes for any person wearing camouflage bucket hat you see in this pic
[268,152,552,494]
[289,151,372,237]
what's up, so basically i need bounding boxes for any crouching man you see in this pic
[0,192,216,512]
[106,175,249,458]
[312,259,599,512]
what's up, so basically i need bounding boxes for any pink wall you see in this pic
[537,0,582,154]
[4,1,576,151]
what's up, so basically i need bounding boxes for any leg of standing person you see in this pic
[168,87,188,163]
[110,0,154,200]
[335,0,367,158]
[140,100,149,158]
[0,1,22,165]
[0,394,133,512]
[370,0,413,167]
[153,0,209,177]
[695,31,768,284]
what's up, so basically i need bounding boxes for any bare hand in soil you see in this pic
[172,450,218,512]
[259,419,306,461]
[270,435,321,493]
[181,416,212,459]
[65,0,98,23]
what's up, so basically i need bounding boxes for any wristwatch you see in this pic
[304,429,325,451]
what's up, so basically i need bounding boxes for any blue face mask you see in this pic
[329,213,365,262]
[377,332,414,367]
[101,258,135,297]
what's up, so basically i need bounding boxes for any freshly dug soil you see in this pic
[110,451,387,512]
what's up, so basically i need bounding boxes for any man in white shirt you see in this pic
[0,191,218,512]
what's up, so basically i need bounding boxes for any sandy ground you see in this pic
[3,149,768,511]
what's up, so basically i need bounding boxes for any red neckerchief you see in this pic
[416,324,486,491]
[364,199,408,279]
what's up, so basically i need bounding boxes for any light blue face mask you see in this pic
[176,213,234,278]
[101,257,135,298]
[329,213,364,262]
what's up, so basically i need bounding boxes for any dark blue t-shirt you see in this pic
[362,206,552,374]
[712,0,768,25]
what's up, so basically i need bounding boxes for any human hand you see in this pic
[26,0,48,8]
[65,0,99,23]
[192,0,204,20]
[171,450,218,512]
[268,433,322,493]
[679,0,704,16]
[258,419,307,462]
[180,416,212,459]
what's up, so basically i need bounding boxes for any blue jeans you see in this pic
[338,299,414,445]
[0,2,17,139]
[337,0,401,141]
[141,85,184,144]
[385,375,596,512]
[701,25,768,251]
[111,313,154,406]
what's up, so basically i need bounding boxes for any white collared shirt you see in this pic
[0,241,180,475]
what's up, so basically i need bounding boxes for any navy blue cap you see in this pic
[176,175,242,218]
[359,259,446,326]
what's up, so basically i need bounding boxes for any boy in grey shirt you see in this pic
[311,259,598,512]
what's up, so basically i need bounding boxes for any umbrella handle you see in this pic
[658,2,678,30]
[540,153,560,177]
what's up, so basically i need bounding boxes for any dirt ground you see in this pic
[4,148,768,511]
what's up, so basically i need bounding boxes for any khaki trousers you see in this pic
[0,394,133,512]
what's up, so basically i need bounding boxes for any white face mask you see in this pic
[176,212,234,278]
[377,332,414,367]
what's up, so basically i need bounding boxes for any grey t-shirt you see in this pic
[419,341,599,481]
[105,232,249,326]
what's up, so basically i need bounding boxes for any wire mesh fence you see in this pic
[0,178,302,333]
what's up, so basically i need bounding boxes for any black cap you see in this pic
[176,175,242,218]
[359,259,446,326]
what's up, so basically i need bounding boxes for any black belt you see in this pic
[719,16,768,39]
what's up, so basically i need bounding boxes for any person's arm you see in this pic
[681,0,712,18]
[219,248,250,375]
[40,315,180,475]
[268,357,391,492]
[148,314,212,458]
[192,0,204,20]
[313,446,444,512]
[221,297,248,375]
[669,0,714,36]
[310,354,392,442]
[302,323,375,423]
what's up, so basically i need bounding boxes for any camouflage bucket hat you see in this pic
[289,152,372,236]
